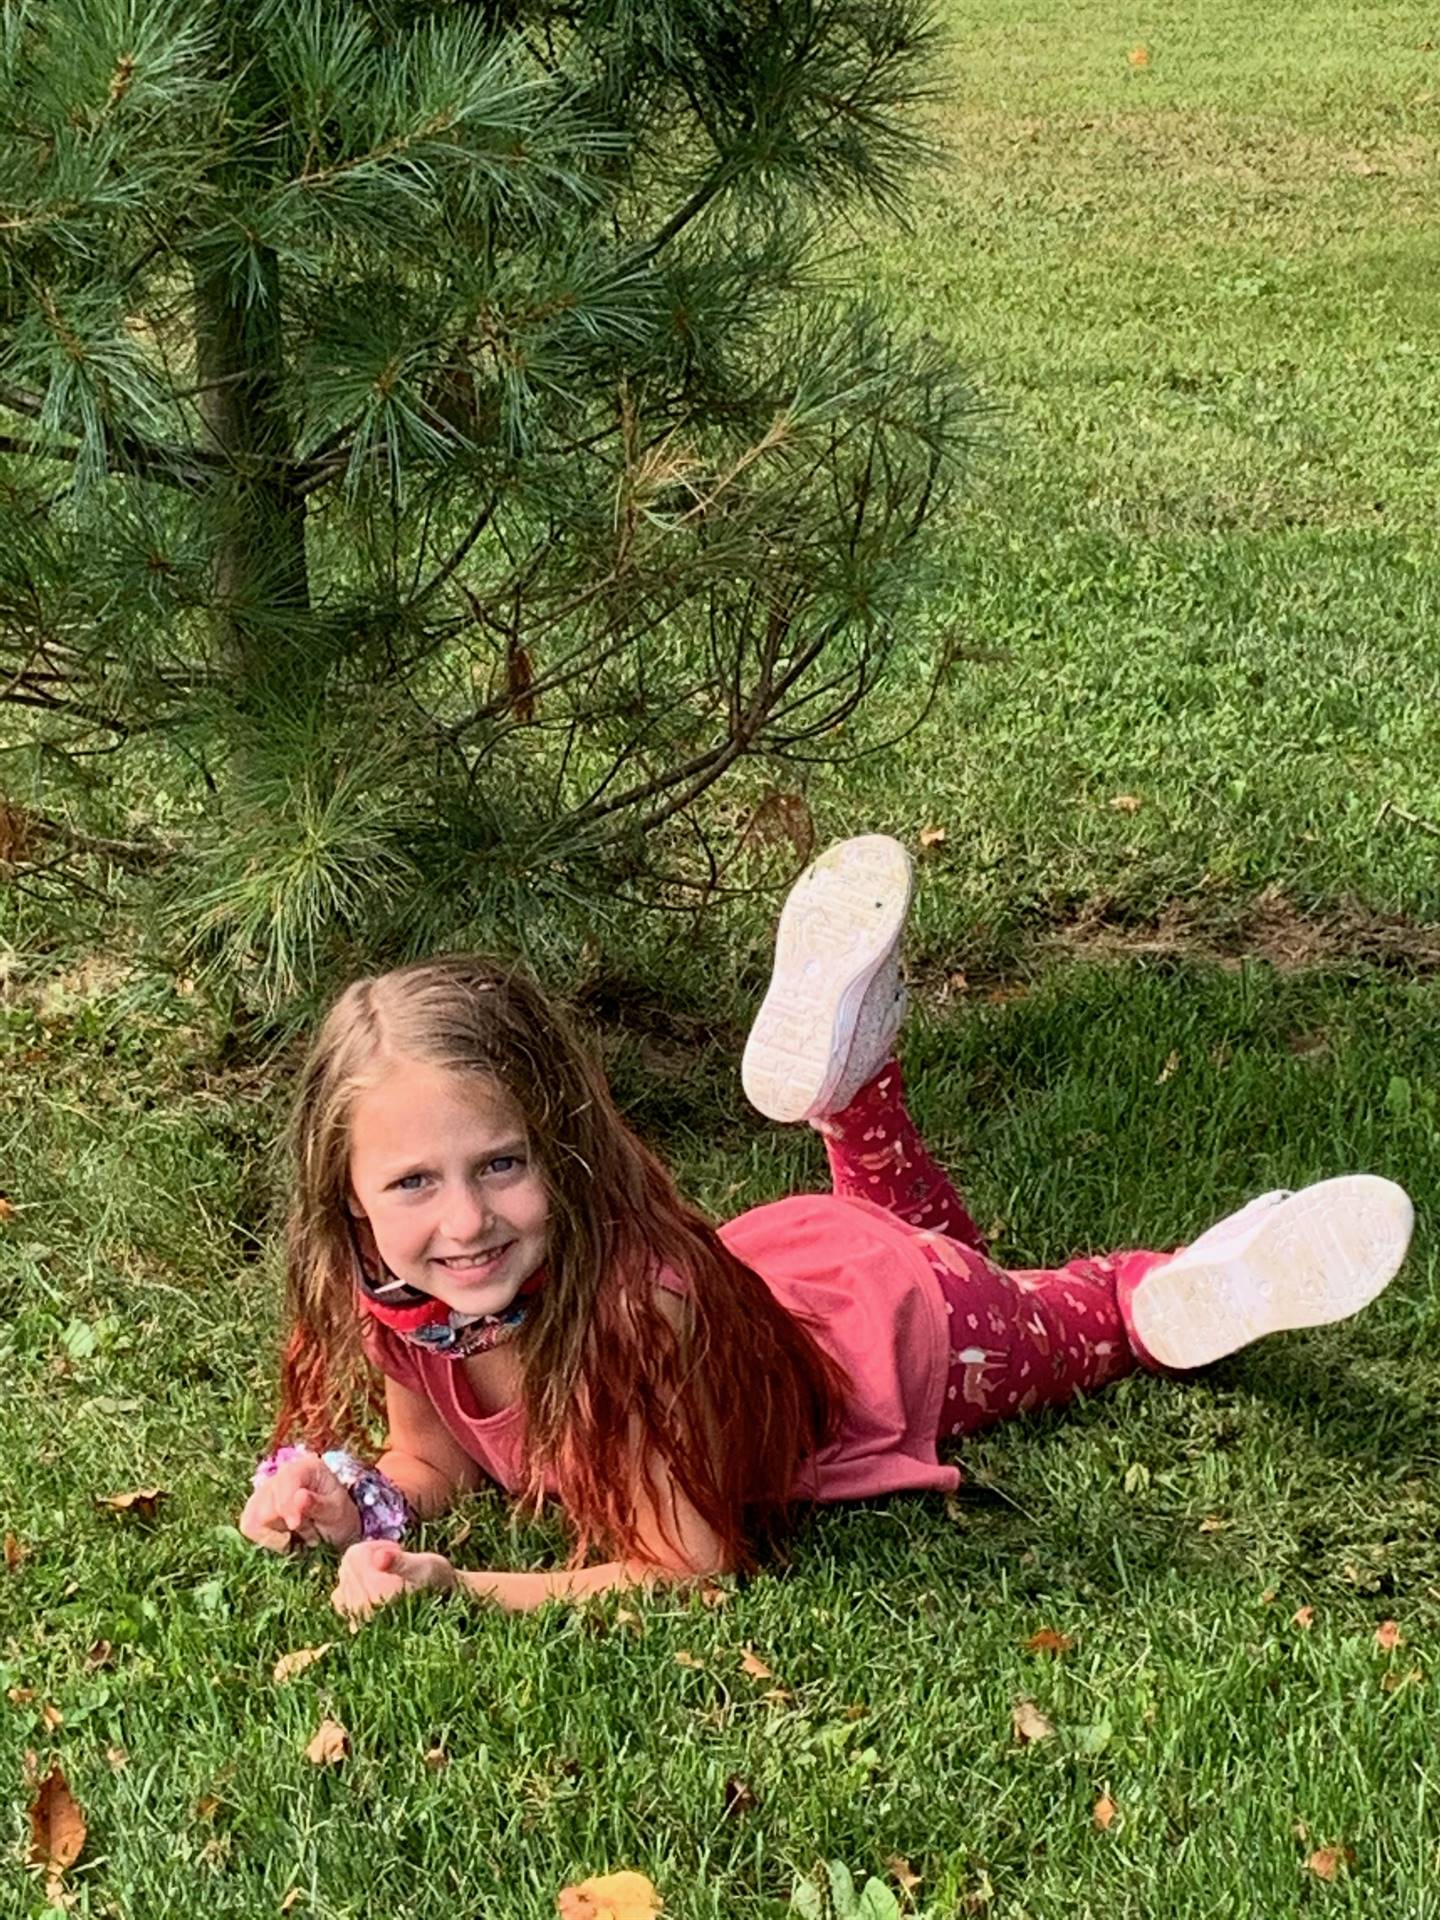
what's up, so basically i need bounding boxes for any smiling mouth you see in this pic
[433,1243,514,1276]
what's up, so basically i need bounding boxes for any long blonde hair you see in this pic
[272,954,846,1566]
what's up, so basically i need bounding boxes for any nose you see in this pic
[438,1178,493,1248]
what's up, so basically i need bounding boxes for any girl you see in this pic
[240,836,1415,1621]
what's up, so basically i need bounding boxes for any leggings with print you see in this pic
[815,1062,1174,1441]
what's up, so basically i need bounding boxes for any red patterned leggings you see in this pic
[816,1062,1173,1439]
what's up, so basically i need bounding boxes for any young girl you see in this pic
[240,836,1415,1621]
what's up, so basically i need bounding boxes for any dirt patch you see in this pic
[1042,888,1440,975]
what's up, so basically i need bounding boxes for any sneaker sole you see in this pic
[1129,1175,1414,1369]
[741,835,913,1122]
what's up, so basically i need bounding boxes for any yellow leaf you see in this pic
[1108,793,1142,813]
[1292,1604,1315,1630]
[304,1717,349,1767]
[739,1647,775,1681]
[273,1644,335,1685]
[1012,1700,1055,1744]
[555,1869,664,1920]
[918,824,947,849]
[1093,1793,1118,1830]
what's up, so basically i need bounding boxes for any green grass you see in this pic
[7,2,1440,1915]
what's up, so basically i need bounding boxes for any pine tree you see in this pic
[0,0,973,1009]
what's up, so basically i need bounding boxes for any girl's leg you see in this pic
[815,1057,986,1250]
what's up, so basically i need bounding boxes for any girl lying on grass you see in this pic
[240,836,1415,1621]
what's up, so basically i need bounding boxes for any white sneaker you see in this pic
[1128,1175,1414,1370]
[741,834,912,1123]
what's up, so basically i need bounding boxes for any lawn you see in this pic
[5,4,1440,1916]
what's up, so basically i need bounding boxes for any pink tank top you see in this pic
[363,1193,960,1506]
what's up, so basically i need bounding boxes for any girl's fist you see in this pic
[240,1451,362,1552]
[331,1540,456,1623]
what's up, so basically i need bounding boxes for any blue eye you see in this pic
[488,1155,520,1175]
[394,1173,428,1192]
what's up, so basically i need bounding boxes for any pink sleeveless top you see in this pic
[362,1193,961,1505]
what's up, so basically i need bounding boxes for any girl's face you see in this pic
[347,1059,550,1318]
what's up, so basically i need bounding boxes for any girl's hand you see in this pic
[331,1540,456,1624]
[240,1452,362,1553]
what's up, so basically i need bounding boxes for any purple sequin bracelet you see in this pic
[252,1444,414,1543]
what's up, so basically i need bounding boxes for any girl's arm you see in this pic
[376,1375,486,1514]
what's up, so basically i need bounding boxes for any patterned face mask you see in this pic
[348,1216,538,1359]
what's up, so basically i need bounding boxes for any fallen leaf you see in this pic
[8,1686,37,1708]
[423,1745,448,1771]
[1023,1628,1073,1657]
[279,1892,304,1914]
[613,1608,642,1634]
[84,1641,114,1672]
[739,1647,774,1681]
[1156,1049,1180,1085]
[1375,1619,1403,1651]
[41,1703,63,1731]
[195,1794,221,1822]
[1306,1847,1354,1881]
[4,1531,25,1570]
[672,1650,704,1670]
[761,1688,794,1707]
[1012,1700,1056,1744]
[1197,1515,1227,1534]
[697,1583,730,1609]
[105,1745,128,1771]
[273,1644,334,1685]
[888,1855,922,1893]
[555,1869,663,1920]
[1292,1604,1316,1630]
[28,1763,86,1900]
[1128,44,1150,66]
[1109,793,1142,812]
[722,1774,758,1817]
[304,1717,349,1767]
[95,1487,167,1518]
[1381,1666,1422,1694]
[739,790,816,862]
[918,824,947,849]
[1093,1793,1118,1830]
[0,1194,13,1222]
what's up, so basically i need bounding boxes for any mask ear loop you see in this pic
[345,1213,433,1310]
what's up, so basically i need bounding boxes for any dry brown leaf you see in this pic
[1012,1700,1055,1744]
[1292,1604,1316,1630]
[0,1194,14,1222]
[739,1647,774,1681]
[722,1774,758,1817]
[888,1855,923,1894]
[8,1685,37,1708]
[697,1583,730,1610]
[1375,1619,1403,1651]
[739,790,816,862]
[4,1530,26,1570]
[761,1688,794,1707]
[41,1703,63,1732]
[279,1891,304,1914]
[84,1641,114,1673]
[1128,44,1150,66]
[1306,1847,1354,1881]
[555,1869,664,1920]
[613,1609,642,1634]
[918,824,947,849]
[273,1644,335,1685]
[1022,1628,1073,1657]
[1109,793,1142,813]
[1197,1516,1227,1534]
[195,1794,221,1823]
[105,1745,128,1771]
[1093,1793,1118,1830]
[28,1763,86,1895]
[423,1746,449,1771]
[304,1717,349,1767]
[672,1650,704,1670]
[95,1487,167,1518]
